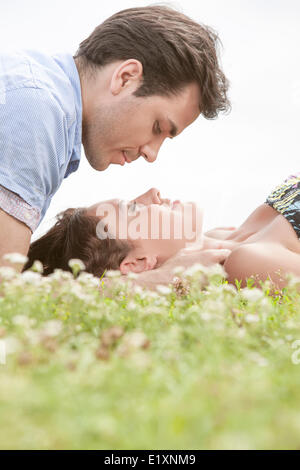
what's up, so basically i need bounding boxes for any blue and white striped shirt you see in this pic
[0,49,82,229]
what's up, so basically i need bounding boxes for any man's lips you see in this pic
[115,150,139,165]
[123,151,130,164]
[122,150,135,164]
[116,151,130,166]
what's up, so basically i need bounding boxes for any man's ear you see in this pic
[119,253,157,274]
[110,59,143,95]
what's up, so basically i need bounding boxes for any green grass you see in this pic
[1,264,300,449]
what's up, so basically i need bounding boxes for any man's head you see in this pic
[74,5,230,171]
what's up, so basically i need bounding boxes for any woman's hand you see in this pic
[204,226,237,240]
[130,245,232,290]
[193,235,239,251]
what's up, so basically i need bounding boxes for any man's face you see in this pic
[81,71,201,170]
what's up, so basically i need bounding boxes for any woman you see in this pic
[24,174,300,290]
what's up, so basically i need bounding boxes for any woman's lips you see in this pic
[171,200,181,208]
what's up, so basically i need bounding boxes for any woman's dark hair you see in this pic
[23,208,132,277]
[74,5,230,119]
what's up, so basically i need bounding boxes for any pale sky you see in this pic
[1,0,299,238]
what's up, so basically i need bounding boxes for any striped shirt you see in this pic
[0,49,82,232]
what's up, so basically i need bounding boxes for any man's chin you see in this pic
[85,153,110,171]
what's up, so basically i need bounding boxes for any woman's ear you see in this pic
[120,253,157,274]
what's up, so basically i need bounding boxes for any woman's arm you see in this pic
[224,241,300,290]
[205,204,279,243]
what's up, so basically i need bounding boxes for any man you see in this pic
[0,5,230,270]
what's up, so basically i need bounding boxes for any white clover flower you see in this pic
[41,320,63,337]
[286,275,300,288]
[133,285,143,295]
[130,351,151,370]
[285,335,294,341]
[203,298,226,315]
[69,283,85,300]
[4,336,22,354]
[77,272,100,288]
[236,328,246,339]
[30,260,44,274]
[21,271,41,285]
[12,315,33,328]
[260,297,271,308]
[172,266,185,275]
[153,298,169,308]
[205,263,227,278]
[142,306,165,315]
[78,272,93,281]
[3,252,28,264]
[221,284,237,295]
[105,269,121,278]
[135,291,148,300]
[244,313,259,323]
[200,312,211,321]
[184,263,205,277]
[0,266,17,280]
[25,329,40,346]
[126,301,138,311]
[249,352,269,367]
[186,305,200,315]
[87,277,100,288]
[241,288,264,302]
[125,331,149,349]
[68,258,85,272]
[39,276,53,293]
[50,269,73,282]
[156,285,172,295]
[127,272,138,280]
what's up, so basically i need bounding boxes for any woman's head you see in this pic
[24,188,202,277]
[23,208,132,277]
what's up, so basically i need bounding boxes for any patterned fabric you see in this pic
[265,173,300,238]
[0,185,41,232]
[0,49,82,231]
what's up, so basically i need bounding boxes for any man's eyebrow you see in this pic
[168,118,178,138]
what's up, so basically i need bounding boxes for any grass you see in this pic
[0,262,300,449]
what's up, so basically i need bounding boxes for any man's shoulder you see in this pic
[0,50,36,94]
[0,49,77,124]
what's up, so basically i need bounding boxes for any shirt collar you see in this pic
[52,52,82,177]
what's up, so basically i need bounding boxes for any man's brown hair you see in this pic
[23,208,132,277]
[74,5,230,119]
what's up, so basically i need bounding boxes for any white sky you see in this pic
[1,0,300,239]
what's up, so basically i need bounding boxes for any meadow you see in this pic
[0,259,300,450]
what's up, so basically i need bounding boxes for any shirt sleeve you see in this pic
[0,86,68,215]
[0,184,41,233]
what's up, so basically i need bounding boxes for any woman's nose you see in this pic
[135,188,162,205]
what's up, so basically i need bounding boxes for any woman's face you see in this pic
[86,188,202,274]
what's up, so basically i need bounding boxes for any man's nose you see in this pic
[140,138,164,163]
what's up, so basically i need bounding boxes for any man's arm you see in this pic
[0,209,31,271]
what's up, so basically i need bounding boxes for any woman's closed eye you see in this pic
[128,201,137,215]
